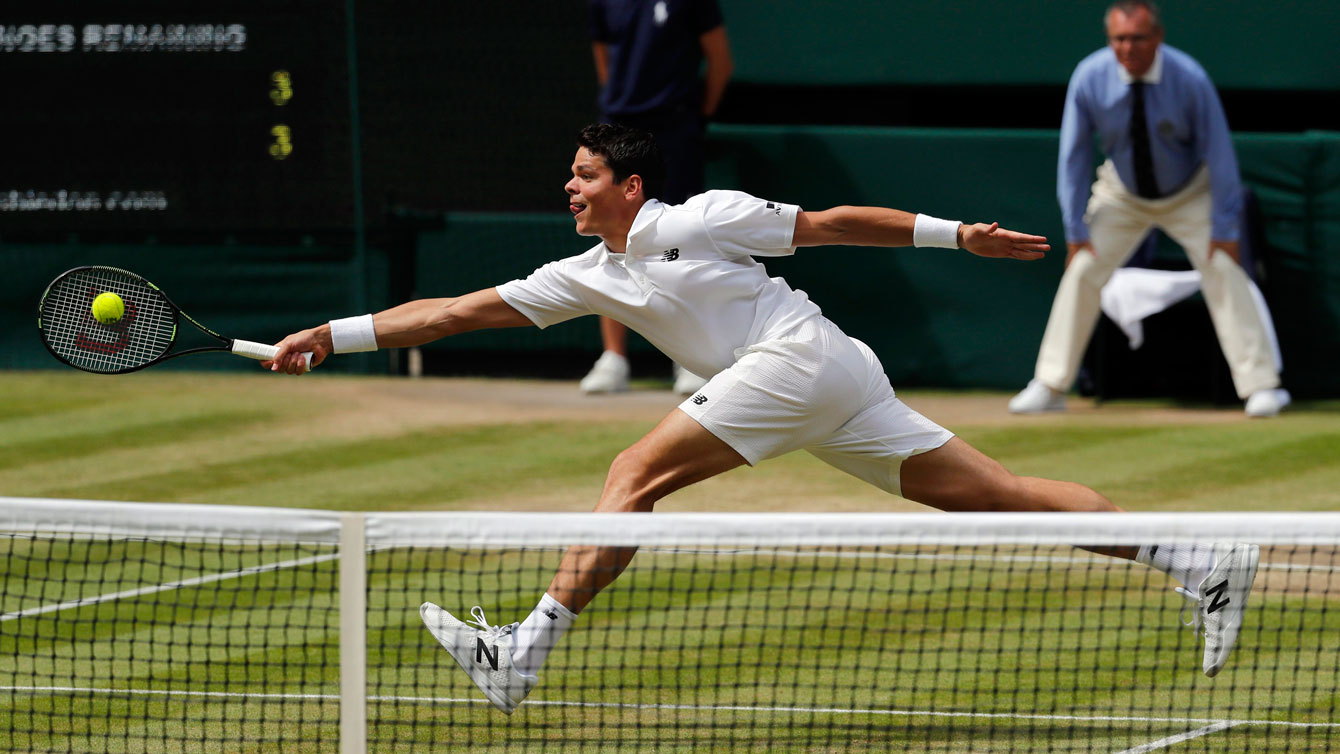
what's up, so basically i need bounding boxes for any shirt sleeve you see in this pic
[690,0,725,35]
[699,190,799,258]
[495,260,592,329]
[1190,75,1243,241]
[1057,63,1096,244]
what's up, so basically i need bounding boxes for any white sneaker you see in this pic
[672,363,708,395]
[1008,379,1066,414]
[579,351,630,394]
[420,603,538,714]
[1245,388,1291,418]
[1173,543,1260,677]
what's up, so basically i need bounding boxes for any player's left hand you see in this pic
[960,222,1050,261]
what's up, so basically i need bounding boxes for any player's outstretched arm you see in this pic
[793,207,1048,260]
[267,288,531,374]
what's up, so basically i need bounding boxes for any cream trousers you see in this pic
[1034,161,1280,399]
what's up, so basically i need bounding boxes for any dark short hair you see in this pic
[1107,0,1162,31]
[576,123,666,201]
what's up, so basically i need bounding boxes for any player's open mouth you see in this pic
[570,202,587,216]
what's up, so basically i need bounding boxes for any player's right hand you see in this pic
[265,326,331,375]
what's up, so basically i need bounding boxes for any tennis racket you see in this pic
[37,265,312,375]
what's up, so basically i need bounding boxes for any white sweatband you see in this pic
[329,314,378,353]
[913,214,961,248]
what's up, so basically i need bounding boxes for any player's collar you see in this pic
[628,199,663,242]
[610,199,663,258]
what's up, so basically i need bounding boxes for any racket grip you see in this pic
[232,340,314,371]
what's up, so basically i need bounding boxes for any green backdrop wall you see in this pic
[719,0,1340,89]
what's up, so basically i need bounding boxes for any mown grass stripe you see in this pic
[1111,432,1340,500]
[0,410,269,470]
[38,421,629,504]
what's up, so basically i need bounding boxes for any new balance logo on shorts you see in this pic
[691,394,708,405]
[661,248,679,262]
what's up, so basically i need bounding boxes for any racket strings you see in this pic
[40,268,176,373]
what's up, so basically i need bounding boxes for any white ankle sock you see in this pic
[1137,543,1217,591]
[510,593,577,678]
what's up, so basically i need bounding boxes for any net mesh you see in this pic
[38,267,177,373]
[3,499,1338,753]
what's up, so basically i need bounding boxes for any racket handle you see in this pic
[232,339,314,371]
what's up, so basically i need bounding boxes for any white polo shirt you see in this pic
[496,190,822,378]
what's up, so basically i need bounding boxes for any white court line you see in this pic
[1115,721,1243,753]
[0,552,339,623]
[2,685,1336,730]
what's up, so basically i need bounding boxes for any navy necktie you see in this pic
[1129,81,1161,199]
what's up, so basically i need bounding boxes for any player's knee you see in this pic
[596,449,660,513]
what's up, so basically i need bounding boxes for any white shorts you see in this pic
[678,317,954,496]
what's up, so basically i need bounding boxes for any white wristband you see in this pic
[329,314,378,353]
[913,214,961,249]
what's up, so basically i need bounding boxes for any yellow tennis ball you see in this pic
[91,292,125,324]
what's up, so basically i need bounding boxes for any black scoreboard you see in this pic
[2,3,352,233]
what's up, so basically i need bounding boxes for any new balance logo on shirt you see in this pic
[691,394,708,405]
[661,248,679,261]
[766,202,781,216]
[543,609,558,621]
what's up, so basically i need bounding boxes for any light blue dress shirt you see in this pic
[1058,45,1242,243]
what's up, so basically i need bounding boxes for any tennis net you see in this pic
[2,497,1338,752]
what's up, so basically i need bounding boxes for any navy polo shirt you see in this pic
[588,0,724,117]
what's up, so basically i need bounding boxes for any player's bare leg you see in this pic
[899,437,1256,675]
[547,408,747,612]
[899,437,1136,560]
[421,409,743,711]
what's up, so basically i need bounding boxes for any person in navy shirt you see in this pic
[1009,0,1289,418]
[579,0,733,396]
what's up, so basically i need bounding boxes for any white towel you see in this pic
[1100,268,1282,370]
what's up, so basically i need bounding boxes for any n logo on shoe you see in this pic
[1203,579,1231,614]
[476,638,499,670]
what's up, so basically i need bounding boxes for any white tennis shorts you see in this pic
[678,317,954,496]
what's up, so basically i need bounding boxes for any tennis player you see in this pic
[267,124,1258,713]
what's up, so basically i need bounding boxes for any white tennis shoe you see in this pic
[1245,388,1291,418]
[1174,543,1260,677]
[420,603,538,714]
[1008,379,1067,413]
[580,351,630,394]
